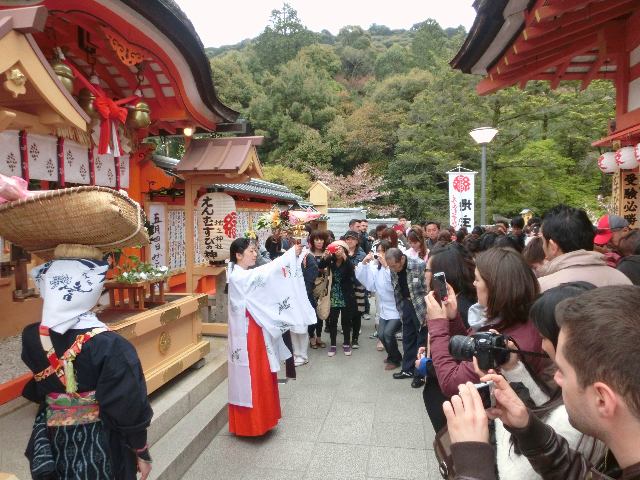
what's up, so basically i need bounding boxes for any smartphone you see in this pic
[474,381,496,409]
[433,271,448,305]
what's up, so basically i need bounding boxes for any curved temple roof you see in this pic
[451,0,635,95]
[0,0,239,133]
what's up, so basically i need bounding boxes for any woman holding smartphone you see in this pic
[425,247,549,398]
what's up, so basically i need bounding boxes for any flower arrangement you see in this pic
[254,207,321,236]
[114,254,170,284]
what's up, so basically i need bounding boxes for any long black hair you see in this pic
[428,242,476,300]
[529,281,596,348]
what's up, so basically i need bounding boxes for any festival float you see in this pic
[452,0,640,225]
[0,0,251,405]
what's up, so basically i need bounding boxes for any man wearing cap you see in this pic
[594,214,630,252]
[537,205,631,292]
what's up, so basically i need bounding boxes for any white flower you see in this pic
[159,266,168,272]
[139,273,148,280]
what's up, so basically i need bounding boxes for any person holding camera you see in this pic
[355,241,402,369]
[469,282,604,480]
[385,248,428,388]
[426,247,547,399]
[319,240,358,357]
[443,285,640,480]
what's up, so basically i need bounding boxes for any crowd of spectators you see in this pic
[259,205,640,479]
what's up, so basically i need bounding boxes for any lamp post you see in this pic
[469,127,498,226]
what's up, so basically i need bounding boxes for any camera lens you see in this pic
[449,335,476,361]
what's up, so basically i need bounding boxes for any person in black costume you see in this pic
[21,248,153,480]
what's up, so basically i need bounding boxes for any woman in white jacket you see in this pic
[489,281,605,479]
[355,240,403,370]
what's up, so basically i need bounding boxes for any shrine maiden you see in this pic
[226,238,316,436]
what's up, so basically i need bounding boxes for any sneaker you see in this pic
[352,340,359,349]
[362,314,371,321]
[411,377,425,388]
[328,346,337,357]
[368,331,378,339]
[392,371,413,379]
[294,359,309,367]
[343,345,352,356]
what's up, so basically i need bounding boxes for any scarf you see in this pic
[31,258,108,334]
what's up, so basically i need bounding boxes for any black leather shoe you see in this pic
[393,371,413,379]
[411,377,425,388]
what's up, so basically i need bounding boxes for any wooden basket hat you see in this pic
[0,186,149,258]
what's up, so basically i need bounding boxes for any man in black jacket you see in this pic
[442,285,640,480]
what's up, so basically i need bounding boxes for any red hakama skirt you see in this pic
[228,313,281,436]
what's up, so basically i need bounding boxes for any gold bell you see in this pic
[126,100,151,129]
[77,88,100,120]
[50,59,75,94]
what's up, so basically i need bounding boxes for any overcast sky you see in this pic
[175,1,477,48]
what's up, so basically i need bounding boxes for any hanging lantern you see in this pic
[634,143,640,166]
[615,146,639,170]
[50,58,74,94]
[126,100,151,129]
[598,152,619,174]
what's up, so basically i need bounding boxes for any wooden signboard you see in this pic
[620,170,639,227]
[147,203,168,269]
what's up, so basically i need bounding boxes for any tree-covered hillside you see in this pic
[206,4,614,222]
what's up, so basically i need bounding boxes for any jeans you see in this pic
[328,306,353,346]
[400,300,428,374]
[308,316,323,338]
[377,317,402,364]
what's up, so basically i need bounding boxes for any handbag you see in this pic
[433,426,456,479]
[314,270,331,321]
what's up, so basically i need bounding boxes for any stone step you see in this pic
[148,378,228,480]
[148,337,227,445]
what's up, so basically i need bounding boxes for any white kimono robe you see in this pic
[227,248,316,407]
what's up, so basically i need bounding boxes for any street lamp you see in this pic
[469,127,498,226]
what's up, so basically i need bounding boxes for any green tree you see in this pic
[210,51,262,111]
[254,3,315,70]
[374,44,413,79]
[262,164,312,196]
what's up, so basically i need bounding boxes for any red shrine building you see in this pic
[452,0,640,226]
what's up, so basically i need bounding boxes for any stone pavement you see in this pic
[184,315,442,480]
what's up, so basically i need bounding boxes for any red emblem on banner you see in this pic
[223,211,237,238]
[453,175,471,193]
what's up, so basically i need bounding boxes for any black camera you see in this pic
[449,332,510,371]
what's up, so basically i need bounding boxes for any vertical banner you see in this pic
[620,170,639,227]
[448,171,476,229]
[148,203,167,269]
[197,193,237,263]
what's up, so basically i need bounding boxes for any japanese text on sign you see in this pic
[621,171,639,227]
[147,204,167,268]
[197,193,236,263]
[448,171,476,229]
